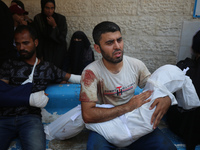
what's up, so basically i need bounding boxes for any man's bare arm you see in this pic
[0,79,9,84]
[63,73,71,81]
[81,90,152,123]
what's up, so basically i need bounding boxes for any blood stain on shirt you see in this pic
[82,70,97,87]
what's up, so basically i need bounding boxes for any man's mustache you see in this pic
[112,49,122,54]
[19,50,29,54]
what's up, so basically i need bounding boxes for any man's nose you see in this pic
[50,9,54,14]
[114,41,120,49]
[19,44,24,50]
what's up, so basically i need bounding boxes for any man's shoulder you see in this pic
[56,13,65,17]
[34,13,42,19]
[123,56,150,75]
[82,59,102,75]
[124,55,145,65]
[124,55,140,60]
[39,60,55,68]
[85,59,101,67]
[2,58,24,65]
[54,13,66,20]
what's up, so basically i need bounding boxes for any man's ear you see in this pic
[94,44,101,53]
[34,39,39,47]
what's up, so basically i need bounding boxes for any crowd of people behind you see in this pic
[1,0,200,150]
[0,0,94,74]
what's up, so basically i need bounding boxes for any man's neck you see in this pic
[102,59,123,74]
[24,56,39,65]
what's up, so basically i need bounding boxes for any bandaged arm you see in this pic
[68,74,81,84]
[29,91,49,108]
[0,80,48,107]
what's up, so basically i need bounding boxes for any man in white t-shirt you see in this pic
[79,21,176,150]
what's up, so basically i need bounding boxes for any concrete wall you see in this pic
[3,0,200,72]
[178,21,200,61]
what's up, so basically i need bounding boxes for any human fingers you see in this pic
[144,98,151,104]
[130,90,152,109]
[46,17,51,21]
[139,90,153,100]
[149,98,158,110]
[21,20,28,25]
[151,105,161,128]
[47,16,54,21]
[153,111,163,129]
[150,97,171,128]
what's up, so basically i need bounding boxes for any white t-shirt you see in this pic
[80,55,151,106]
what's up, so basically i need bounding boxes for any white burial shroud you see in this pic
[85,64,200,147]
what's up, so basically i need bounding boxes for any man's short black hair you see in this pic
[92,21,121,45]
[14,25,38,41]
[192,30,200,54]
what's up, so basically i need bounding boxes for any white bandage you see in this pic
[29,91,49,108]
[68,74,81,84]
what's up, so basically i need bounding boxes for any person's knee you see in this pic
[19,115,46,150]
[87,131,115,150]
[87,139,108,150]
[158,142,177,150]
[87,132,105,150]
[158,135,177,149]
[87,142,101,150]
[143,128,177,150]
[155,134,177,150]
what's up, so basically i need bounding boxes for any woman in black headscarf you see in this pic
[166,30,200,150]
[67,31,94,75]
[33,0,67,70]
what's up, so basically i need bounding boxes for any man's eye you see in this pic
[106,41,113,45]
[117,38,122,43]
[23,42,29,45]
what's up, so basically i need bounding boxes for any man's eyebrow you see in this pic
[105,39,114,44]
[22,41,30,44]
[45,6,54,8]
[105,37,122,43]
[117,37,122,40]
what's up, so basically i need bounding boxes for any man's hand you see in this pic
[20,20,28,26]
[13,14,27,25]
[127,90,152,111]
[150,96,171,129]
[47,16,57,28]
